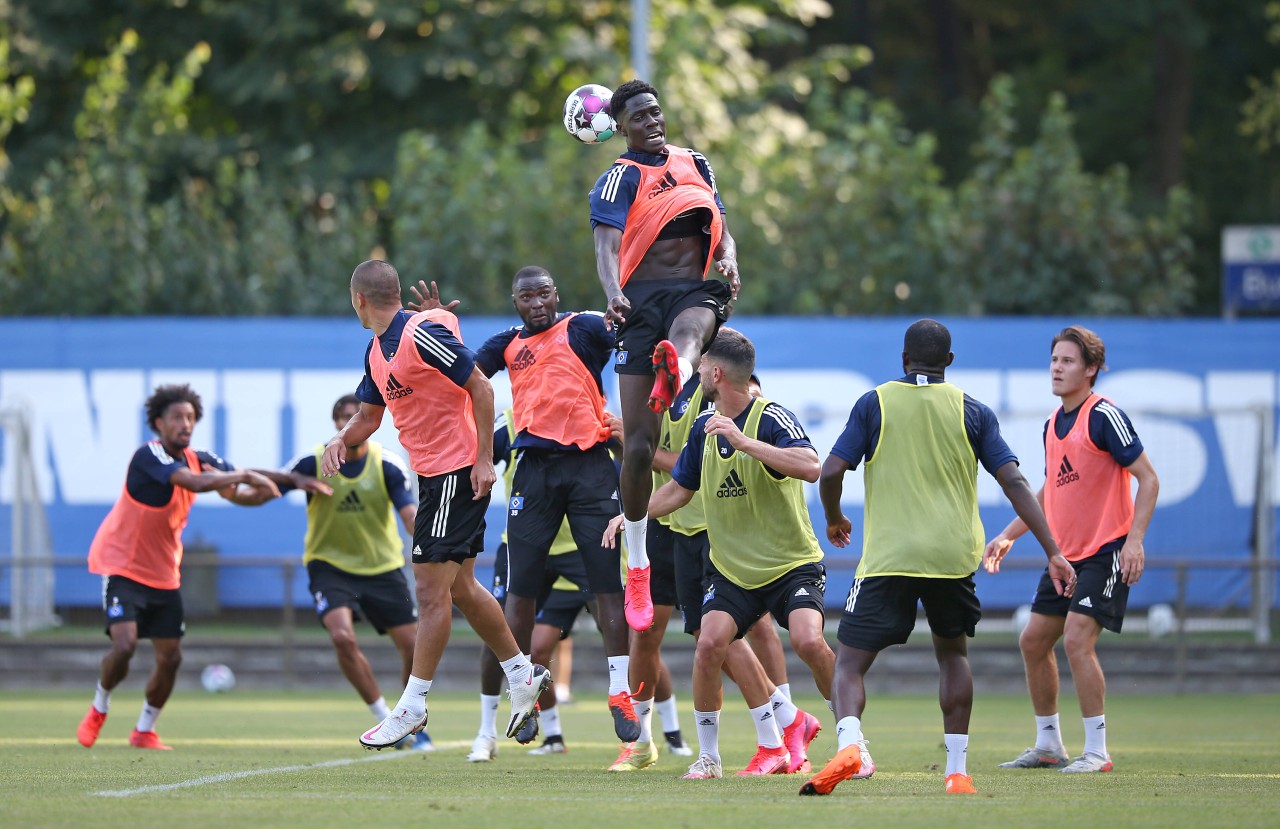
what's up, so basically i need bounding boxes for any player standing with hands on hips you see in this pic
[590,79,740,633]
[984,325,1159,774]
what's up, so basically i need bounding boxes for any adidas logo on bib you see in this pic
[717,469,747,498]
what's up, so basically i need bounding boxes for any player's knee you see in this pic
[791,631,832,665]
[328,626,359,652]
[1018,623,1055,658]
[154,647,183,672]
[1061,625,1098,660]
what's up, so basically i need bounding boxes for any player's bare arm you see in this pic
[464,367,497,499]
[1120,452,1159,586]
[714,223,740,299]
[405,279,461,314]
[593,224,629,327]
[818,454,854,547]
[995,462,1074,596]
[322,403,384,476]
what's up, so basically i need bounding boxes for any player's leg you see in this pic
[1060,551,1127,773]
[651,281,730,413]
[1062,611,1111,770]
[920,575,982,793]
[128,585,184,750]
[746,614,789,696]
[773,565,832,773]
[322,606,381,702]
[553,637,574,703]
[616,373,659,631]
[613,517,676,770]
[470,547,509,762]
[1000,563,1073,769]
[526,617,571,754]
[504,452,562,653]
[653,656,691,755]
[801,576,912,794]
[450,556,547,739]
[79,577,141,748]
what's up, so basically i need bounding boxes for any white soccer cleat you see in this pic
[1060,752,1113,773]
[467,733,499,763]
[851,739,876,779]
[359,706,427,750]
[681,753,724,779]
[505,665,551,739]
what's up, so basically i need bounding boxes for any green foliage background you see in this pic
[1,0,1274,316]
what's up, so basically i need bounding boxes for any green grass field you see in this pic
[2,690,1277,829]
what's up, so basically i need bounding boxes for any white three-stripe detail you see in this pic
[845,578,863,614]
[148,442,175,465]
[1095,401,1133,447]
[1102,550,1121,598]
[764,404,806,441]
[431,474,456,538]
[413,326,458,367]
[601,164,627,203]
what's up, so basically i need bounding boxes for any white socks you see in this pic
[624,519,649,569]
[770,688,799,731]
[775,683,791,702]
[836,715,863,751]
[499,653,534,688]
[606,655,631,695]
[676,357,693,390]
[944,733,969,775]
[136,702,162,733]
[93,682,111,715]
[542,705,563,739]
[398,675,432,715]
[749,702,783,748]
[1083,714,1108,758]
[369,697,391,720]
[1035,713,1065,752]
[656,694,680,734]
[694,709,721,761]
[478,693,501,739]
[634,698,654,743]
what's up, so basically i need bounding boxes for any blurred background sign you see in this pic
[1222,225,1280,317]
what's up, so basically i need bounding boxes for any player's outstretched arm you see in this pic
[406,279,461,314]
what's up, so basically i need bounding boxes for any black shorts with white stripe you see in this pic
[411,466,490,564]
[1030,539,1130,633]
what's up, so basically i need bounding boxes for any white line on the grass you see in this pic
[93,751,415,798]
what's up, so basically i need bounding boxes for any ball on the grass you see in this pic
[201,663,236,693]
[563,83,616,145]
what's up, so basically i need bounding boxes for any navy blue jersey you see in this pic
[281,450,415,510]
[493,411,514,469]
[124,442,231,508]
[355,309,476,407]
[829,375,1016,477]
[589,148,727,232]
[671,401,814,490]
[475,312,615,451]
[1045,398,1145,471]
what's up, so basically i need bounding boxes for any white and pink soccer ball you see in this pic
[563,83,616,145]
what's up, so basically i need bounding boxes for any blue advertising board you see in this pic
[2,315,1278,612]
[1223,226,1280,315]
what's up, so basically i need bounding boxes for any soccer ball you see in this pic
[563,83,616,145]
[201,663,236,693]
